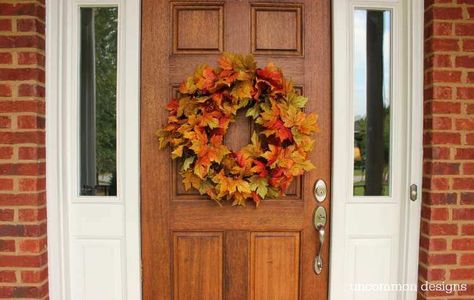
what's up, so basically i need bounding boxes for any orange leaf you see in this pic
[218,54,233,70]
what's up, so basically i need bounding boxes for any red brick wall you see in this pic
[0,1,48,298]
[421,0,474,298]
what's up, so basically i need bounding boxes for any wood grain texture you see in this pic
[251,3,303,55]
[141,0,332,299]
[173,232,223,299]
[141,0,171,298]
[170,200,304,231]
[172,2,224,54]
[300,1,332,299]
[250,232,300,300]
[224,231,249,300]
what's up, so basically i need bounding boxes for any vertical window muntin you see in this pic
[353,8,393,197]
[78,6,119,197]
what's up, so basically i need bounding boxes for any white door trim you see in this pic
[45,0,141,299]
[45,2,66,298]
[330,0,423,299]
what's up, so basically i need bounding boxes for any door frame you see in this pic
[45,0,423,299]
[330,0,424,299]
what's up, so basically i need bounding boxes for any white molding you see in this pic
[399,0,424,298]
[46,0,142,299]
[122,0,142,298]
[46,0,67,298]
[329,0,350,298]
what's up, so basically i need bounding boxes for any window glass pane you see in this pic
[353,9,391,196]
[79,7,118,196]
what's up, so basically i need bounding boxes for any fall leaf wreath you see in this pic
[157,53,319,206]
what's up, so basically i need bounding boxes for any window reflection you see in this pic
[80,7,118,196]
[353,9,391,196]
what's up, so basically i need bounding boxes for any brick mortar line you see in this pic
[0,189,47,194]
[0,48,45,53]
[0,65,47,72]
[0,15,45,23]
[0,31,45,38]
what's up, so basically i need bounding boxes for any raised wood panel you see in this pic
[172,2,224,54]
[294,85,303,95]
[171,85,180,99]
[224,231,249,299]
[250,232,300,300]
[285,176,302,199]
[251,4,303,56]
[173,232,223,299]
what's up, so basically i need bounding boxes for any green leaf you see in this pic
[207,118,219,129]
[245,103,260,119]
[182,156,195,171]
[266,186,280,198]
[288,92,308,109]
[250,176,268,198]
[239,97,250,109]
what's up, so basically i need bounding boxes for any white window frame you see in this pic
[46,0,141,298]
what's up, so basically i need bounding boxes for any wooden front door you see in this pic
[141,0,331,299]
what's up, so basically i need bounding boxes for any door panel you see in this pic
[173,232,224,299]
[250,232,300,300]
[141,0,331,299]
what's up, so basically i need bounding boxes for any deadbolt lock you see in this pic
[314,179,327,202]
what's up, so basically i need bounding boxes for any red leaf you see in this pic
[166,99,179,112]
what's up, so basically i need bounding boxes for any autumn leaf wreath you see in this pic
[157,53,319,206]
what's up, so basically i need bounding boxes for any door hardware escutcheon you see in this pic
[314,179,327,202]
[313,206,327,275]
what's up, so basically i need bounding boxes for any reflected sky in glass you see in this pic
[354,10,391,120]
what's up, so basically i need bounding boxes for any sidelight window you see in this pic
[353,9,391,196]
[79,7,118,196]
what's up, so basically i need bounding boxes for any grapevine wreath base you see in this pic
[158,53,318,206]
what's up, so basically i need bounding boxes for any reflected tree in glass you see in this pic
[80,7,118,196]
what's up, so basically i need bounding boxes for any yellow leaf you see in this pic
[171,145,184,159]
[182,170,201,191]
[179,77,197,94]
[235,179,251,194]
[231,81,253,100]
